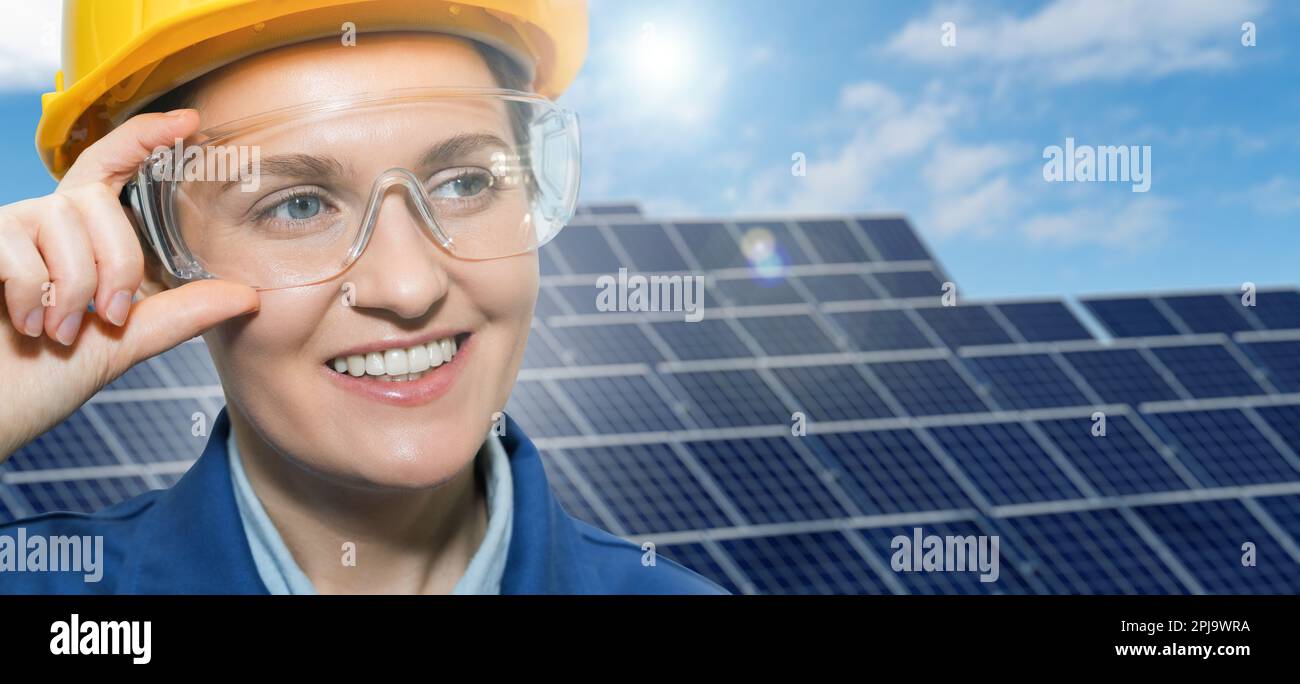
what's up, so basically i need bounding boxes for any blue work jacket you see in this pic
[0,407,729,595]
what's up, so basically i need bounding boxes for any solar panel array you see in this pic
[4,202,1299,594]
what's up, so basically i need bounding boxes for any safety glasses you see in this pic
[124,87,580,290]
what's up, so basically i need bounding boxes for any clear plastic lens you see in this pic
[144,90,579,289]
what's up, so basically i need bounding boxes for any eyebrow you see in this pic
[218,133,513,192]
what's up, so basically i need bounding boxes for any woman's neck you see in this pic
[227,410,488,594]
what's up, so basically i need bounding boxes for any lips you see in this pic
[321,332,472,407]
[327,334,462,382]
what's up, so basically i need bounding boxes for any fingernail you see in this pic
[55,310,83,346]
[23,308,43,337]
[106,290,132,326]
[165,109,190,118]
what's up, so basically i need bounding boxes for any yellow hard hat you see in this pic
[36,0,588,180]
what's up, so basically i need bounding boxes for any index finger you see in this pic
[57,109,201,193]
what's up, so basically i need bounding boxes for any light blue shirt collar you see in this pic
[227,429,513,595]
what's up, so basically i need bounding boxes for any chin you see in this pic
[336,430,484,491]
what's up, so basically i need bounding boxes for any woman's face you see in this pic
[187,34,537,490]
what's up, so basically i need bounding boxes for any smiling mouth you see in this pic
[325,333,470,382]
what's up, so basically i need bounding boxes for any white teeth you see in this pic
[329,336,460,379]
[408,344,431,373]
[384,349,408,376]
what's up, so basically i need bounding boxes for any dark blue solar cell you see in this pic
[1255,403,1300,454]
[771,364,894,422]
[154,342,221,386]
[105,357,169,390]
[3,408,120,471]
[1144,409,1298,487]
[1002,509,1190,594]
[1161,294,1255,334]
[15,477,152,517]
[805,429,972,514]
[1137,499,1300,593]
[561,443,732,533]
[656,542,741,594]
[552,283,605,315]
[915,305,1014,348]
[1061,348,1180,405]
[797,220,871,264]
[739,314,840,355]
[1035,415,1189,495]
[505,382,580,438]
[1251,290,1300,329]
[1256,495,1300,546]
[585,203,642,216]
[0,496,13,524]
[667,370,789,427]
[551,223,624,275]
[539,242,564,276]
[871,270,944,299]
[607,223,690,272]
[718,530,889,594]
[831,309,934,352]
[736,221,813,266]
[522,330,565,368]
[966,353,1090,410]
[685,437,850,524]
[650,319,754,360]
[996,301,1093,342]
[554,375,685,434]
[95,399,211,464]
[1083,297,1179,338]
[1240,340,1300,392]
[534,286,566,318]
[869,359,988,415]
[857,520,1036,594]
[855,218,930,261]
[927,422,1084,506]
[713,277,805,306]
[798,274,879,302]
[1150,344,1265,398]
[547,323,664,365]
[674,221,747,269]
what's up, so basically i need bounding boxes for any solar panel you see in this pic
[6,209,1298,596]
[1149,344,1266,398]
[1161,294,1255,334]
[965,353,1090,409]
[1082,297,1179,337]
[995,301,1093,342]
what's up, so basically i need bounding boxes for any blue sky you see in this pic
[1,0,1297,298]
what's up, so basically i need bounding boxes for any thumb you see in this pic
[114,279,259,370]
[58,109,201,193]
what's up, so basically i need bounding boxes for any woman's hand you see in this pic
[0,110,260,461]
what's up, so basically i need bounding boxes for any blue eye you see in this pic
[429,171,493,199]
[273,195,322,220]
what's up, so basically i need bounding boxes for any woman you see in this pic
[0,0,726,595]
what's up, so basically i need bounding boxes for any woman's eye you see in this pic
[272,195,323,220]
[429,171,494,199]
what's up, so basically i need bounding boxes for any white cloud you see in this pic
[885,0,1264,84]
[931,175,1017,237]
[1021,196,1175,249]
[924,142,1015,193]
[0,1,61,90]
[1229,175,1300,214]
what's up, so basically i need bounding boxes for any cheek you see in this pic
[203,288,334,399]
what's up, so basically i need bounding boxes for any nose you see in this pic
[343,185,451,319]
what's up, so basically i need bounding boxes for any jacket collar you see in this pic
[121,406,589,594]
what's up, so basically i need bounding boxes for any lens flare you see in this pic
[741,226,787,280]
